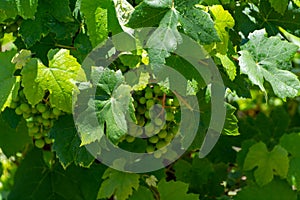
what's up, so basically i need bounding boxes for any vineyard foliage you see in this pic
[0,0,300,199]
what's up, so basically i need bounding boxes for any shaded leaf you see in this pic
[98,168,140,200]
[244,142,289,186]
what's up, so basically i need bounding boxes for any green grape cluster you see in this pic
[124,84,181,158]
[10,89,64,149]
[0,17,22,37]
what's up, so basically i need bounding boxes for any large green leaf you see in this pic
[210,5,235,54]
[0,0,17,22]
[0,116,31,157]
[8,149,106,200]
[157,179,199,200]
[238,30,300,99]
[0,50,17,111]
[235,180,297,200]
[77,68,134,145]
[80,0,108,47]
[147,8,182,65]
[243,142,289,186]
[126,2,169,28]
[49,115,95,169]
[19,1,51,48]
[97,168,140,200]
[179,8,220,45]
[22,49,85,113]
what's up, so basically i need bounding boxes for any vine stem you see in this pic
[55,43,76,50]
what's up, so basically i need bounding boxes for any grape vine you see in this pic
[0,0,300,200]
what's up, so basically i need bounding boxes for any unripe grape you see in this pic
[125,135,135,143]
[145,91,153,99]
[173,97,179,107]
[15,107,23,115]
[149,136,159,144]
[165,133,173,142]
[158,130,167,138]
[137,106,146,114]
[145,110,150,119]
[146,99,155,109]
[156,140,167,149]
[52,108,61,116]
[42,111,51,119]
[36,116,43,123]
[36,103,47,113]
[26,121,34,128]
[166,98,173,106]
[139,97,146,104]
[45,137,53,144]
[146,145,155,153]
[153,85,162,95]
[42,119,51,127]
[166,112,174,121]
[154,118,163,126]
[145,123,155,136]
[31,108,38,114]
[22,112,31,119]
[28,126,39,134]
[34,132,43,139]
[10,102,18,109]
[153,150,162,158]
[35,139,45,149]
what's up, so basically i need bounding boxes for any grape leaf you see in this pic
[238,30,300,99]
[210,5,235,54]
[0,0,17,22]
[77,68,133,145]
[0,50,17,111]
[98,168,140,200]
[22,49,85,113]
[47,0,73,22]
[0,116,31,157]
[269,0,288,15]
[80,0,108,47]
[8,149,106,200]
[147,9,182,65]
[0,0,38,21]
[128,186,154,200]
[216,53,236,81]
[21,59,45,106]
[235,180,297,200]
[144,0,172,8]
[294,0,300,7]
[243,142,289,186]
[126,2,169,28]
[280,133,300,190]
[49,115,95,169]
[157,179,199,200]
[15,0,38,19]
[19,18,49,48]
[179,8,220,45]
[222,103,239,136]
